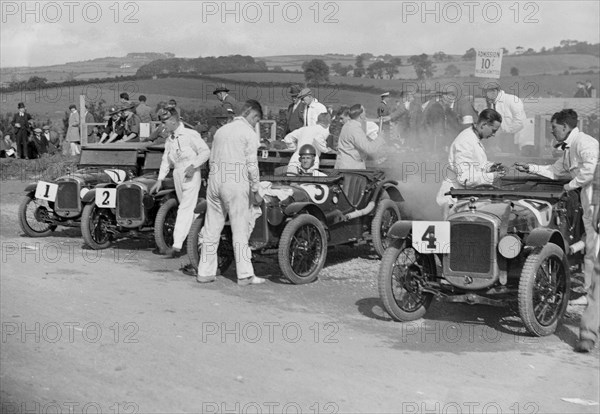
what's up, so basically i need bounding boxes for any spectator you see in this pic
[145,108,170,146]
[377,92,392,140]
[0,135,17,158]
[29,127,48,158]
[334,104,384,169]
[119,103,142,142]
[119,92,130,104]
[328,106,350,149]
[421,92,447,151]
[136,95,155,123]
[397,91,422,149]
[166,99,181,116]
[82,105,95,144]
[12,102,32,159]
[99,107,125,144]
[482,80,527,154]
[585,80,597,98]
[213,84,239,116]
[297,88,327,127]
[206,107,233,147]
[66,104,81,155]
[42,125,60,154]
[574,81,589,98]
[285,84,305,134]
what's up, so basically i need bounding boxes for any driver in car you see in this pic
[287,144,327,177]
[436,108,507,217]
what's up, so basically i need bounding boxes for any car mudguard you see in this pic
[284,202,327,225]
[24,183,37,194]
[193,198,207,215]
[381,181,404,202]
[525,227,568,253]
[387,220,413,241]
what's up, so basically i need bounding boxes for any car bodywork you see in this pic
[378,176,584,336]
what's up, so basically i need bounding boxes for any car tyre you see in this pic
[154,198,178,253]
[518,242,570,337]
[18,194,57,237]
[81,203,113,250]
[371,199,401,258]
[278,214,327,284]
[186,215,234,275]
[378,239,435,321]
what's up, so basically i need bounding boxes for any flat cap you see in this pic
[33,127,42,133]
[289,84,302,97]
[380,92,390,98]
[297,88,312,99]
[212,84,230,95]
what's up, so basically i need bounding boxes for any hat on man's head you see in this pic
[381,92,390,98]
[17,102,25,109]
[33,128,42,133]
[108,106,121,115]
[212,84,230,95]
[42,125,50,130]
[289,84,302,97]
[121,102,137,111]
[297,88,312,99]
[213,106,232,119]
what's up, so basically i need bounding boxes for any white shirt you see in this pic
[530,127,599,191]
[303,98,327,127]
[491,90,527,134]
[158,123,210,180]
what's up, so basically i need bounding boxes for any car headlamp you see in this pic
[498,234,522,259]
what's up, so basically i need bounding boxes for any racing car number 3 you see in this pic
[35,181,58,202]
[412,221,450,254]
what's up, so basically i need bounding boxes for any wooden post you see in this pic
[79,94,87,146]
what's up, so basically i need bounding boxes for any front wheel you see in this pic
[81,203,113,250]
[518,243,570,337]
[154,198,178,253]
[278,214,327,284]
[378,239,436,321]
[371,199,401,258]
[186,216,234,275]
[18,194,57,237]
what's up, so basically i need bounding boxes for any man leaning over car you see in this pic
[515,109,599,307]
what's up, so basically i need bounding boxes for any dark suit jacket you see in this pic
[286,101,305,134]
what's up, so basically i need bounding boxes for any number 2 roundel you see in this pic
[300,184,329,204]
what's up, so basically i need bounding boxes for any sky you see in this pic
[1,0,599,67]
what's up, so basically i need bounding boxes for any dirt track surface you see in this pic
[1,179,599,414]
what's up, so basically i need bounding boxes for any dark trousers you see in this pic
[15,131,29,158]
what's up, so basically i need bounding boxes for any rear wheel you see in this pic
[186,216,233,275]
[18,194,57,237]
[371,199,401,258]
[278,214,327,284]
[378,239,436,321]
[154,198,178,253]
[81,203,113,250]
[518,243,570,336]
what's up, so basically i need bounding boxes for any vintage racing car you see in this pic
[18,144,149,238]
[79,147,181,251]
[378,175,586,336]
[186,169,404,284]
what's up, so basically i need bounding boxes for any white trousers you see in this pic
[172,167,201,250]
[197,175,255,279]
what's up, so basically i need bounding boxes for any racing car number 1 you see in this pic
[412,221,450,254]
[95,188,117,208]
[35,181,58,202]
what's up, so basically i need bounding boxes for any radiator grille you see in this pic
[117,186,143,219]
[55,181,79,210]
[449,222,492,274]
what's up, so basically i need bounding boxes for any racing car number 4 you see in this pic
[412,221,450,254]
[35,181,58,202]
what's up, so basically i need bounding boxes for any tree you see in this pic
[331,62,352,76]
[444,64,460,77]
[366,61,386,79]
[302,59,330,84]
[501,47,509,55]
[433,51,447,62]
[272,66,284,72]
[384,62,399,79]
[510,67,519,76]
[408,54,435,80]
[462,48,476,60]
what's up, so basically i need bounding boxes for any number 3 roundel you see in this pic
[299,184,329,204]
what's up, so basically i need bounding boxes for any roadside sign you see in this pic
[475,49,503,78]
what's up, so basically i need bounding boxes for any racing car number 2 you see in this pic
[95,188,117,208]
[412,221,450,254]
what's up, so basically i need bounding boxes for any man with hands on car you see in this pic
[436,108,507,216]
[515,109,599,305]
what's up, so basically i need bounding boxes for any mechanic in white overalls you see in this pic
[151,107,210,257]
[196,100,265,286]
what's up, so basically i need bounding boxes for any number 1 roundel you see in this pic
[300,184,329,204]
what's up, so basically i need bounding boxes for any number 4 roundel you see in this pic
[411,221,451,254]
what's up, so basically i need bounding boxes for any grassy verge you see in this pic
[1,153,80,182]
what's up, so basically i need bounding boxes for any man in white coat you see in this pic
[151,108,211,257]
[436,108,507,216]
[297,88,327,128]
[516,109,599,303]
[196,100,266,286]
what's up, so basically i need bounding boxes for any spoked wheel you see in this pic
[371,199,401,258]
[378,239,436,321]
[186,216,234,275]
[18,195,57,237]
[81,203,114,249]
[518,243,570,336]
[154,198,178,253]
[278,214,327,284]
